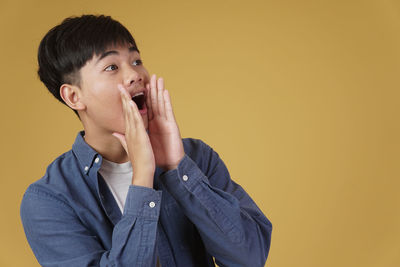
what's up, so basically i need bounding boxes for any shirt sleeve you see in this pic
[20,184,161,267]
[159,139,272,267]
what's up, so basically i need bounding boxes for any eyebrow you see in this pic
[96,46,138,65]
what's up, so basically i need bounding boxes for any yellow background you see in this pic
[1,0,399,266]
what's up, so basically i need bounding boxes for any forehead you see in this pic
[89,42,139,64]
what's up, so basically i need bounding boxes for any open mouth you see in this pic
[131,93,146,110]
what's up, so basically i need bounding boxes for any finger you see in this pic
[122,90,149,146]
[157,77,166,119]
[127,99,140,135]
[120,87,130,127]
[120,90,130,131]
[118,83,131,99]
[150,74,159,115]
[163,89,175,121]
[145,83,154,120]
[128,100,148,139]
[119,84,144,135]
[129,99,142,125]
[126,88,146,128]
[119,84,135,133]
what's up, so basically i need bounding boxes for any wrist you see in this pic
[131,172,154,188]
[163,154,185,171]
[163,164,178,171]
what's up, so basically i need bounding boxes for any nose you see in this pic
[124,67,143,88]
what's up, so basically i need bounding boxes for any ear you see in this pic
[59,84,86,111]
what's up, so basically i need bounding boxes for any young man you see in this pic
[20,14,272,267]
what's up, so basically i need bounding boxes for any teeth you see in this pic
[132,92,144,98]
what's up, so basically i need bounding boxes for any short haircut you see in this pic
[37,14,140,119]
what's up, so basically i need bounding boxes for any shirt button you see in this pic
[95,157,100,164]
[182,175,188,181]
[149,201,156,208]
[84,166,89,172]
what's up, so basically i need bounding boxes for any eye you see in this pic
[132,59,143,66]
[105,64,118,71]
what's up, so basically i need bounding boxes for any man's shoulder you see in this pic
[182,137,206,150]
[181,137,213,157]
[181,137,222,171]
[23,149,81,197]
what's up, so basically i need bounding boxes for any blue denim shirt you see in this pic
[20,131,272,267]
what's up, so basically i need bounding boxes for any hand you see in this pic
[112,84,155,188]
[146,74,185,171]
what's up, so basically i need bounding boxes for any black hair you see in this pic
[37,14,140,119]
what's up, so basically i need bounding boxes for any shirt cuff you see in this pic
[160,154,209,197]
[123,185,162,219]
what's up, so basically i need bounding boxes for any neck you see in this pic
[83,128,130,164]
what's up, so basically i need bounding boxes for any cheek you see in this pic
[142,69,150,84]
[93,82,119,103]
[86,85,122,117]
[98,92,126,132]
[109,92,124,116]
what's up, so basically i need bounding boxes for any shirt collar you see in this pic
[71,130,166,179]
[72,130,100,175]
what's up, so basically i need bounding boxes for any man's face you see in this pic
[78,43,150,134]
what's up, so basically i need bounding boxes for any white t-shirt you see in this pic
[99,157,161,267]
[99,158,132,212]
